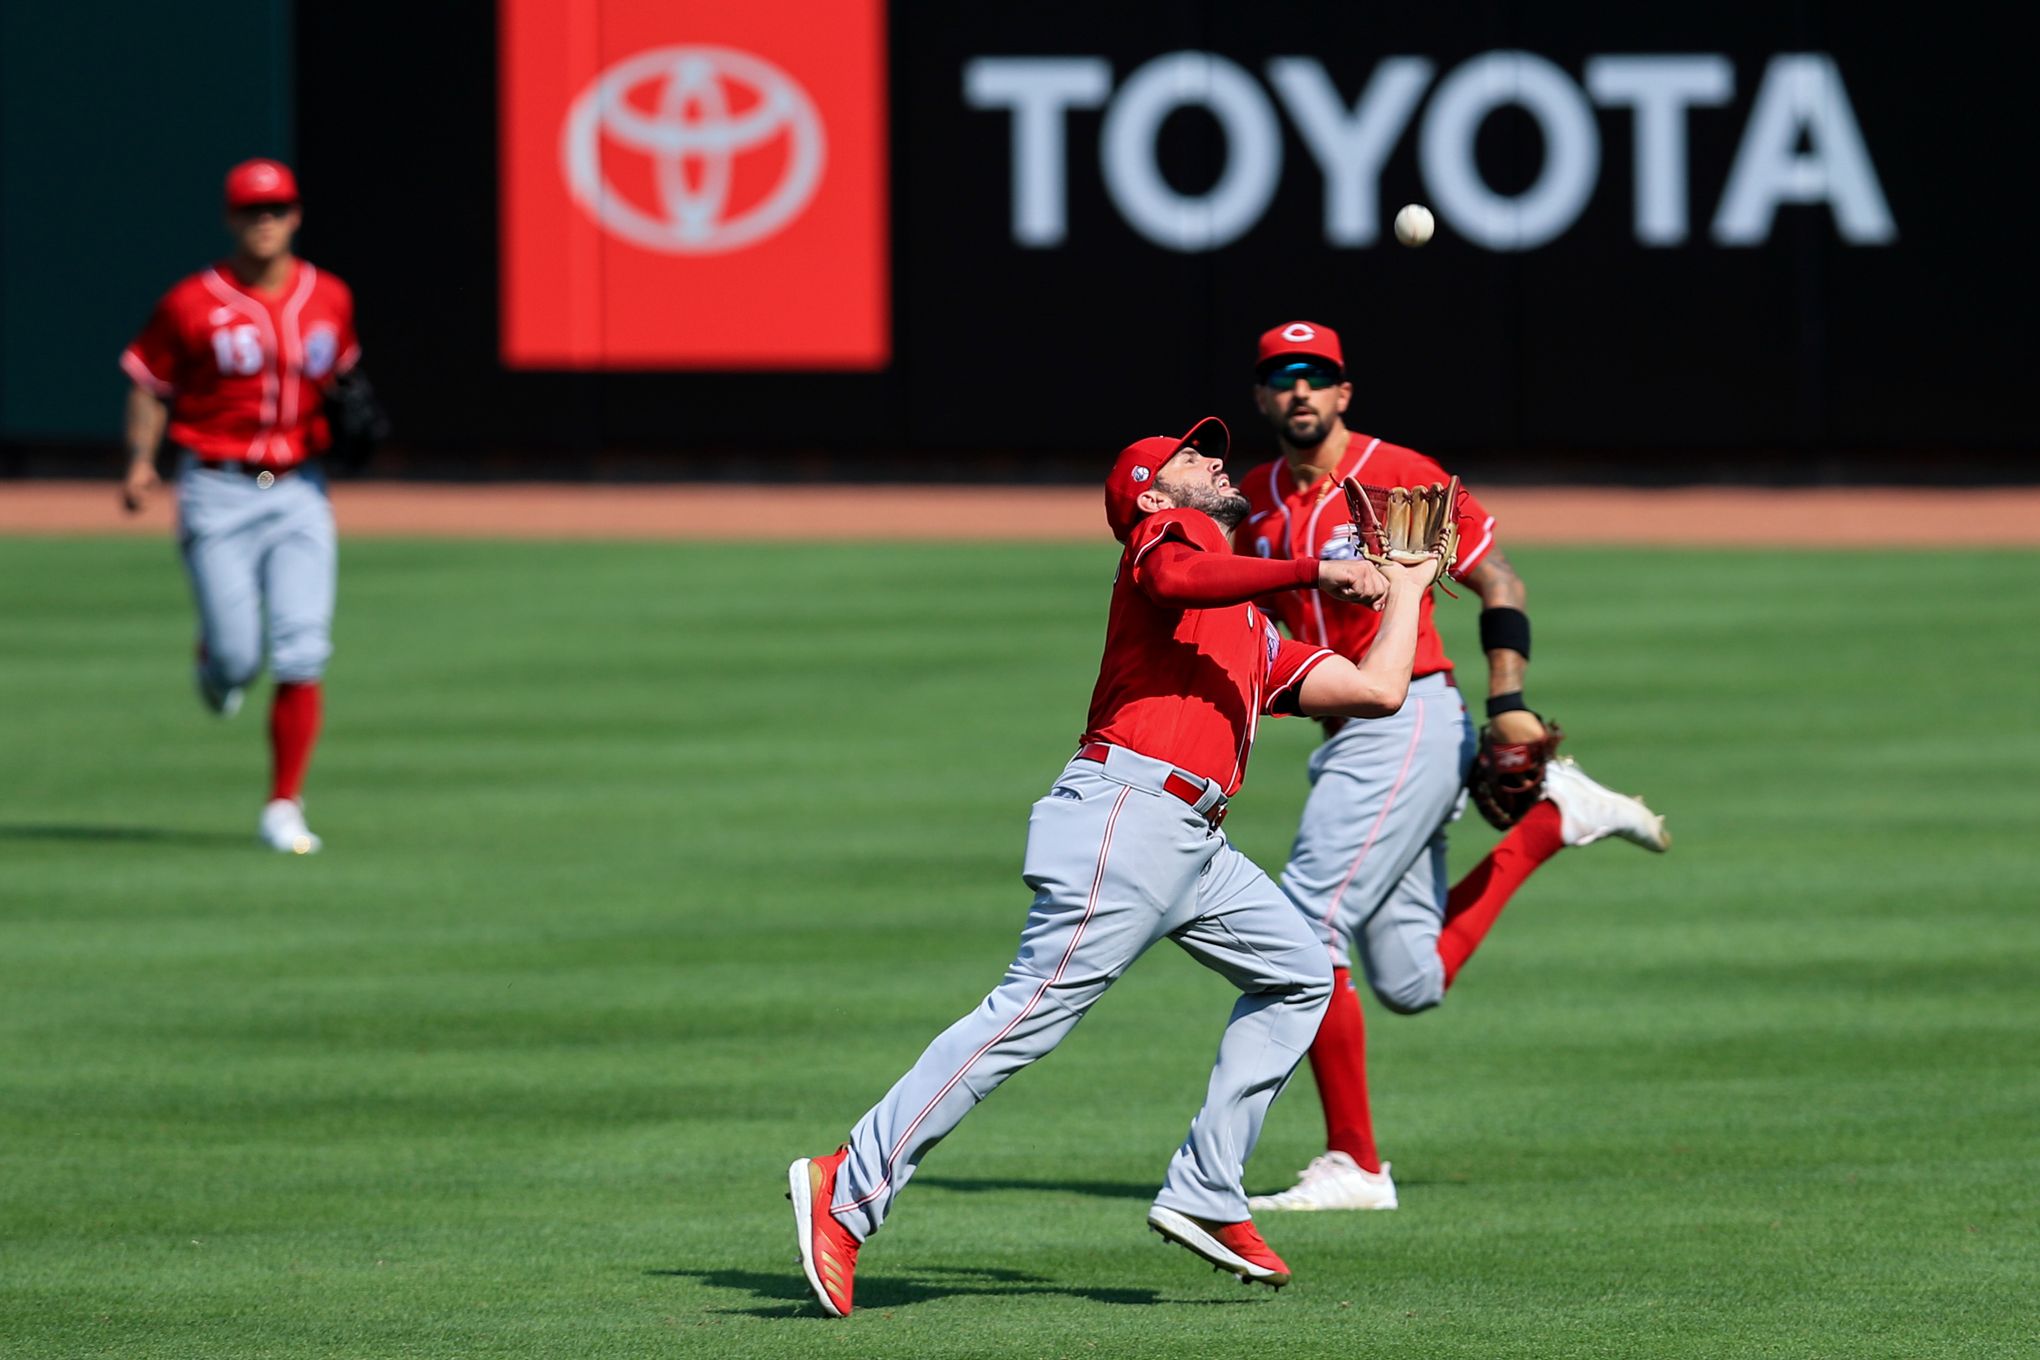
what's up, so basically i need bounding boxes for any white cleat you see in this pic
[195,663,244,718]
[1248,1152,1398,1212]
[259,798,322,855]
[1543,756,1670,852]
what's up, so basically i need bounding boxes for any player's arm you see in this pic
[1462,548,1544,742]
[1136,542,1388,609]
[120,384,169,513]
[1292,560,1432,718]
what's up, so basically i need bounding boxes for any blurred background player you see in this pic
[1233,321,1668,1212]
[119,159,360,854]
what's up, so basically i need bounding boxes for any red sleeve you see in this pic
[120,294,186,397]
[1134,540,1319,608]
[1451,480,1498,579]
[1263,635,1338,714]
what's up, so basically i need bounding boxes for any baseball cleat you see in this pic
[1542,756,1670,852]
[194,661,243,718]
[788,1148,858,1318]
[1248,1153,1398,1212]
[258,798,322,855]
[1146,1205,1291,1288]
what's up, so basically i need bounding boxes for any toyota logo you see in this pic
[561,45,826,255]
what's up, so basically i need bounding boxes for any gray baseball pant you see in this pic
[830,742,1333,1238]
[176,453,336,689]
[1279,673,1478,1014]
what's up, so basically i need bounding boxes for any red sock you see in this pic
[1439,800,1565,987]
[268,681,324,803]
[1307,969,1382,1173]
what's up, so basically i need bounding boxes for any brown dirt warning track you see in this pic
[3,481,2038,545]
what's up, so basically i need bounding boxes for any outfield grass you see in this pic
[1,538,2034,1359]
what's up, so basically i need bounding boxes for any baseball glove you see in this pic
[1468,720,1565,830]
[326,367,391,475]
[1341,476,1460,588]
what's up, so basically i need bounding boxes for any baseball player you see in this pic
[1234,321,1669,1213]
[119,159,359,854]
[788,418,1442,1317]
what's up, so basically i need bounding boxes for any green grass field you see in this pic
[2,537,2035,1359]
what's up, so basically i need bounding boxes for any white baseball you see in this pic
[1393,203,1435,248]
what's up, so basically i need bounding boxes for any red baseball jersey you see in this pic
[1234,435,1496,679]
[121,260,359,468]
[1082,509,1336,796]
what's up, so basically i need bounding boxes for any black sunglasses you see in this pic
[1261,360,1342,391]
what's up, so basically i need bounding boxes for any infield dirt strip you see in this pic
[3,482,2038,545]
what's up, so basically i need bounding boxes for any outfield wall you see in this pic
[4,2,2035,480]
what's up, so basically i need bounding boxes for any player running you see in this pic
[119,159,359,854]
[1235,321,1668,1213]
[788,418,1439,1316]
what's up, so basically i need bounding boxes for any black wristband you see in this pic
[1486,691,1531,718]
[1478,606,1531,660]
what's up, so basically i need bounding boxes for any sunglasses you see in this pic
[1261,361,1342,391]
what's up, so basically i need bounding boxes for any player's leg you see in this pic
[177,463,265,716]
[1247,971,1402,1212]
[1353,822,1451,1014]
[826,773,1209,1244]
[1158,842,1334,1223]
[1263,677,1466,1201]
[255,469,337,852]
[1144,841,1331,1284]
[1437,802,1565,985]
[1433,729,1669,982]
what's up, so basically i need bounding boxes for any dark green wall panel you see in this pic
[1,1,291,441]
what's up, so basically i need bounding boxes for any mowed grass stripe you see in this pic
[0,539,2033,1359]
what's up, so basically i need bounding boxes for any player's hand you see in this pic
[120,460,161,514]
[1488,708,1547,744]
[1317,558,1389,609]
[1379,553,1441,594]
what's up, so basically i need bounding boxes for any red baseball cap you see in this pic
[224,158,299,209]
[1104,416,1229,542]
[1256,320,1343,374]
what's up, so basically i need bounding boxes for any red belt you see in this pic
[1075,742,1227,827]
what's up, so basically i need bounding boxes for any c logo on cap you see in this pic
[1131,466,1152,483]
[1281,323,1316,342]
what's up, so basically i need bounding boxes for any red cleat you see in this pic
[788,1148,859,1317]
[1146,1205,1292,1287]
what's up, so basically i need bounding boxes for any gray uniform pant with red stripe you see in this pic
[176,452,336,689]
[1280,673,1479,1014]
[830,744,1333,1238]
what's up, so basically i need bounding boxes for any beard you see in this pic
[1166,480,1252,531]
[1282,405,1330,448]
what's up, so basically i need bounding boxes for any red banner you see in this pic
[499,0,888,369]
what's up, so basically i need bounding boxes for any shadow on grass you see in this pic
[652,1263,1270,1318]
[0,823,247,846]
[919,1169,1468,1199]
